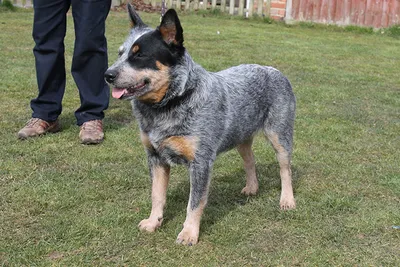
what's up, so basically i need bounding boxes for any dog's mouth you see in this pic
[112,80,149,99]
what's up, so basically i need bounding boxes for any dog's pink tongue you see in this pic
[112,88,128,99]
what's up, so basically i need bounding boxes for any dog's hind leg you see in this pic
[176,158,213,245]
[265,129,296,210]
[237,138,258,196]
[138,163,170,232]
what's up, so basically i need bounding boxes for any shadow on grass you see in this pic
[162,162,303,233]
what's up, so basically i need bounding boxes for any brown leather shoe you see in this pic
[79,120,104,145]
[18,118,61,139]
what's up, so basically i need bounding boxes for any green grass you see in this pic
[1,9,400,266]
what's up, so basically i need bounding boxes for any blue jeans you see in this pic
[31,0,111,126]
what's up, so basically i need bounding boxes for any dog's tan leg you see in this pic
[176,196,207,246]
[237,139,258,196]
[138,165,170,232]
[266,132,296,210]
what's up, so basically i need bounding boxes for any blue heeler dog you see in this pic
[105,6,296,245]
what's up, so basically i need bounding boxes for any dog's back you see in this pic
[181,61,295,154]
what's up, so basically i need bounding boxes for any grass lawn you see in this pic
[1,8,399,266]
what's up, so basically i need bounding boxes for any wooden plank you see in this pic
[320,0,329,23]
[328,0,337,23]
[302,0,310,20]
[212,0,217,10]
[291,0,300,20]
[204,0,209,9]
[364,0,374,25]
[313,0,322,22]
[356,0,367,26]
[257,0,263,16]
[265,0,271,17]
[248,0,254,17]
[229,0,235,14]
[334,0,344,23]
[381,0,389,27]
[372,0,382,28]
[176,0,182,10]
[239,0,244,16]
[221,0,226,13]
[186,0,191,10]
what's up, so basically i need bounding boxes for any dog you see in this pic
[105,6,296,245]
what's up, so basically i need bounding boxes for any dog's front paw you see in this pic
[176,226,199,246]
[280,196,296,210]
[138,217,162,232]
[241,185,258,196]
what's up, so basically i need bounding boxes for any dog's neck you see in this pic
[152,50,210,108]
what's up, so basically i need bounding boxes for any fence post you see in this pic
[248,0,253,17]
[211,0,217,11]
[13,0,23,7]
[25,0,32,7]
[238,0,244,16]
[221,0,226,13]
[257,0,263,16]
[229,0,234,14]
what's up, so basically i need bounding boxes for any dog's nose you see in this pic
[104,69,118,83]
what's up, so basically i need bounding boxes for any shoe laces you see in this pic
[26,118,42,127]
[82,120,103,132]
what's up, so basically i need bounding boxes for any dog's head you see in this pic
[105,6,185,103]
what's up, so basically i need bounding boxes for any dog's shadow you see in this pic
[162,162,302,233]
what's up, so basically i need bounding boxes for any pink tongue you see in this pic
[112,88,128,99]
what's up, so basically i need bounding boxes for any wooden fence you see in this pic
[112,0,275,18]
[9,0,400,27]
[10,0,32,7]
[286,0,400,28]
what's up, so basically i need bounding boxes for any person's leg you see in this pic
[30,0,71,122]
[71,0,111,127]
[18,0,70,139]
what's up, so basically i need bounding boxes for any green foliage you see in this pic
[344,25,374,34]
[0,0,16,11]
[1,10,400,266]
[386,24,400,38]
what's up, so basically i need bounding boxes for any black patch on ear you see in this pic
[159,9,184,47]
[128,3,146,28]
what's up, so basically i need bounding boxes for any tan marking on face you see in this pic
[132,45,140,53]
[136,61,170,103]
[140,132,154,151]
[161,136,199,161]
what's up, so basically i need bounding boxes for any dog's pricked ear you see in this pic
[159,9,183,46]
[128,3,146,28]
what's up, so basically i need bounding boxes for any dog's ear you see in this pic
[128,3,146,28]
[159,9,183,46]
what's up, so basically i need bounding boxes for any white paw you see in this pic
[241,185,258,196]
[280,196,296,210]
[176,226,199,246]
[138,217,162,232]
